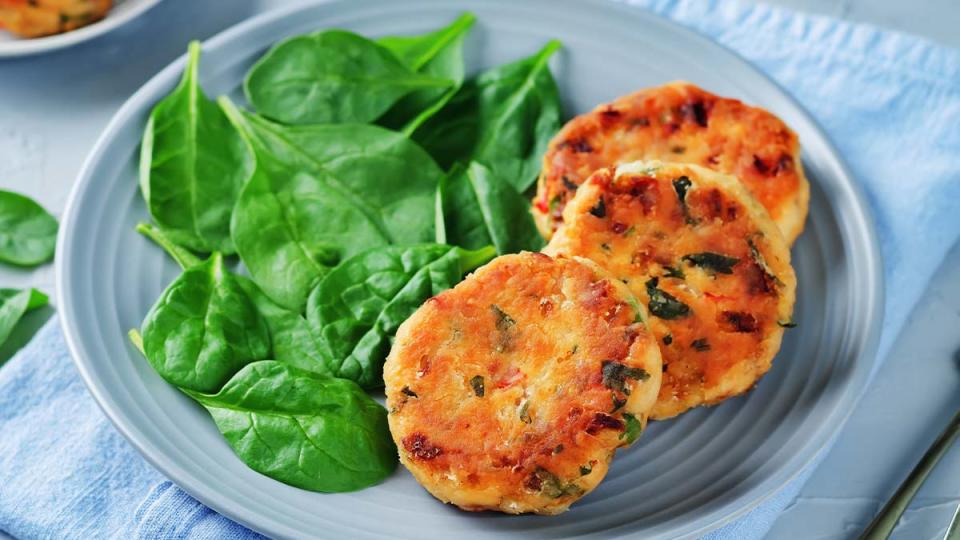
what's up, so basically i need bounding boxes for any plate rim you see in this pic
[0,0,164,58]
[55,0,886,538]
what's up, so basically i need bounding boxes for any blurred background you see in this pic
[759,0,957,48]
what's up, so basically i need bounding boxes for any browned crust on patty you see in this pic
[533,81,809,244]
[544,161,796,419]
[384,252,662,514]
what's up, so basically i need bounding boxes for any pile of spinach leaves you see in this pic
[134,13,562,492]
[0,189,57,356]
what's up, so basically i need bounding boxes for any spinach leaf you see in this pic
[412,40,562,192]
[139,42,252,254]
[306,244,495,388]
[377,12,475,134]
[436,161,544,254]
[137,222,333,377]
[645,277,690,320]
[244,30,452,125]
[235,276,336,378]
[0,288,47,347]
[140,252,270,393]
[187,360,396,492]
[222,97,443,311]
[682,252,740,274]
[0,190,57,267]
[136,222,201,269]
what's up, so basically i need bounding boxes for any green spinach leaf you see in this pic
[136,222,201,269]
[0,190,57,267]
[377,12,475,134]
[187,360,397,492]
[137,222,333,377]
[436,161,543,254]
[139,42,252,254]
[235,275,336,377]
[412,40,562,192]
[306,244,495,388]
[221,97,443,311]
[244,30,452,125]
[140,252,270,393]
[0,288,47,347]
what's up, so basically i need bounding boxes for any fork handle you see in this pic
[860,408,960,540]
[945,501,960,540]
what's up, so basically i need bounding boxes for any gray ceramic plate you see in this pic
[56,1,884,538]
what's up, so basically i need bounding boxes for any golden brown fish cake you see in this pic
[544,161,796,419]
[0,0,112,38]
[533,81,809,244]
[384,252,662,514]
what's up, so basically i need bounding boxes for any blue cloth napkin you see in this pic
[2,0,959,538]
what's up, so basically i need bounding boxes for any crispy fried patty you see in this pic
[533,82,810,244]
[384,252,662,514]
[544,161,796,419]
[0,0,112,38]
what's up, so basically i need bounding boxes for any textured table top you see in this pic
[0,1,957,538]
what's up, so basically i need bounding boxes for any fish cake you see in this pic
[533,81,809,244]
[0,0,112,38]
[544,160,796,419]
[384,252,662,514]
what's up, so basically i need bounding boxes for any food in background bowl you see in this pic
[0,0,112,38]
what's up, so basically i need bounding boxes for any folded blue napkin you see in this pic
[2,0,958,538]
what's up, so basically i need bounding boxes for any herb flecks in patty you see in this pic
[683,252,740,274]
[611,395,627,412]
[663,265,685,279]
[491,304,516,352]
[519,400,532,424]
[589,196,606,218]
[470,375,485,397]
[645,277,690,320]
[528,467,585,498]
[747,234,785,288]
[602,360,651,395]
[620,413,643,444]
[491,304,516,329]
[691,338,711,352]
[672,176,697,225]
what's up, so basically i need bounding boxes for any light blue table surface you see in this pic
[0,0,958,538]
